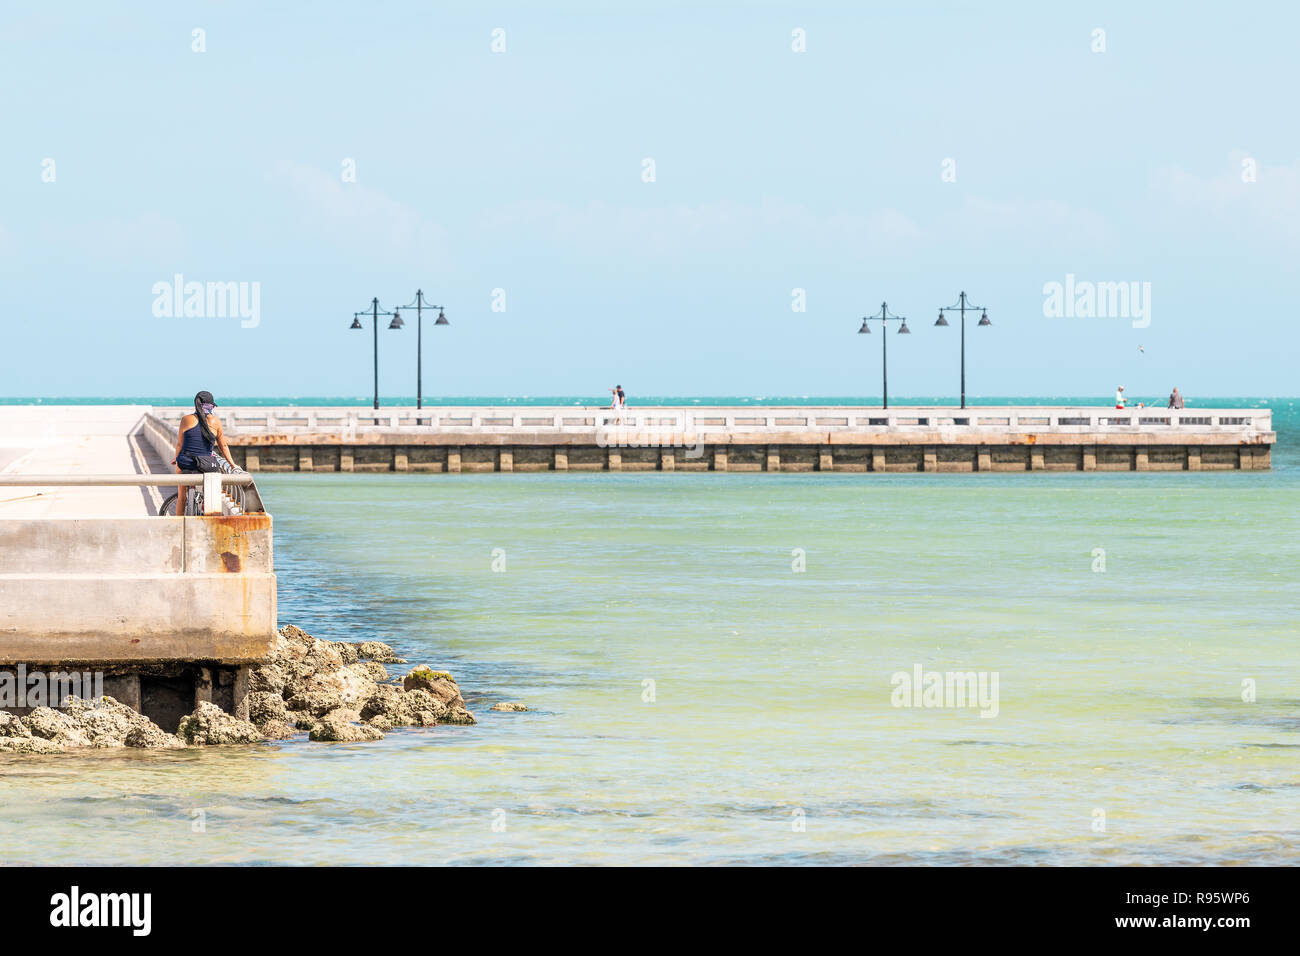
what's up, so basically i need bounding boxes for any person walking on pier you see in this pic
[171,390,239,509]
[609,384,626,423]
[1168,387,1184,409]
[1114,385,1126,409]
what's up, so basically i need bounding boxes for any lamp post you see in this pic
[350,297,403,411]
[857,302,910,409]
[935,291,990,410]
[396,289,448,414]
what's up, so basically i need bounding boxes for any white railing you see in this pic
[151,405,1273,438]
[0,474,255,516]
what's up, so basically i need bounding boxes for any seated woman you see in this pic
[171,390,239,510]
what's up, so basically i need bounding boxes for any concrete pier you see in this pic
[0,407,275,728]
[155,404,1276,473]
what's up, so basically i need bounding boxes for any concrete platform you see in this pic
[0,407,277,725]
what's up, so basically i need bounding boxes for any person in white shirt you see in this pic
[1114,385,1126,409]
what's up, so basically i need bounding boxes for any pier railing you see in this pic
[151,405,1273,438]
[0,473,257,515]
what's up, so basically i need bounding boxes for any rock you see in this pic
[124,724,186,750]
[336,643,359,665]
[490,702,529,712]
[0,712,31,737]
[18,697,183,750]
[302,638,346,674]
[258,720,298,740]
[286,711,318,731]
[322,706,361,723]
[23,707,91,748]
[63,696,136,748]
[443,706,477,726]
[356,641,405,664]
[361,685,441,727]
[279,623,313,646]
[248,663,286,696]
[401,666,476,724]
[0,735,63,754]
[403,664,451,693]
[337,664,381,707]
[285,690,344,718]
[365,715,393,732]
[351,661,389,683]
[359,685,402,722]
[309,717,385,742]
[177,701,263,745]
[247,691,288,726]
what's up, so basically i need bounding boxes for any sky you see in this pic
[2,1,1298,400]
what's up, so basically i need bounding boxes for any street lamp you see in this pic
[395,289,448,414]
[857,302,910,409]
[935,291,991,409]
[350,297,402,411]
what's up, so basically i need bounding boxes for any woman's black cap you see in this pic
[195,390,217,406]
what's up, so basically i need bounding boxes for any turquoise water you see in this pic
[0,400,1296,865]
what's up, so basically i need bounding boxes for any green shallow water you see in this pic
[2,413,1298,865]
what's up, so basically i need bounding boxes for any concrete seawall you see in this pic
[155,405,1276,473]
[0,407,276,728]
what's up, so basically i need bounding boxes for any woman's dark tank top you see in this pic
[180,419,216,458]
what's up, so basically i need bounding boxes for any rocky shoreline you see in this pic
[0,624,476,753]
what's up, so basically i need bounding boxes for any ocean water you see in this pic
[0,399,1296,865]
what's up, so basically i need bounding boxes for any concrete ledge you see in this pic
[0,514,276,664]
[0,573,276,663]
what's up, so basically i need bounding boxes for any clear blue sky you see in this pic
[2,1,1296,399]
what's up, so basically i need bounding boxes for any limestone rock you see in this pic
[284,689,343,718]
[23,707,91,748]
[309,717,385,742]
[249,663,286,696]
[178,701,263,745]
[355,641,405,664]
[18,697,183,750]
[247,691,288,726]
[0,735,64,754]
[258,719,298,740]
[0,712,31,737]
[401,666,476,724]
[351,661,390,683]
[124,724,186,750]
[286,711,318,731]
[490,702,529,712]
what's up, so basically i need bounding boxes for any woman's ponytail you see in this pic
[194,394,217,445]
